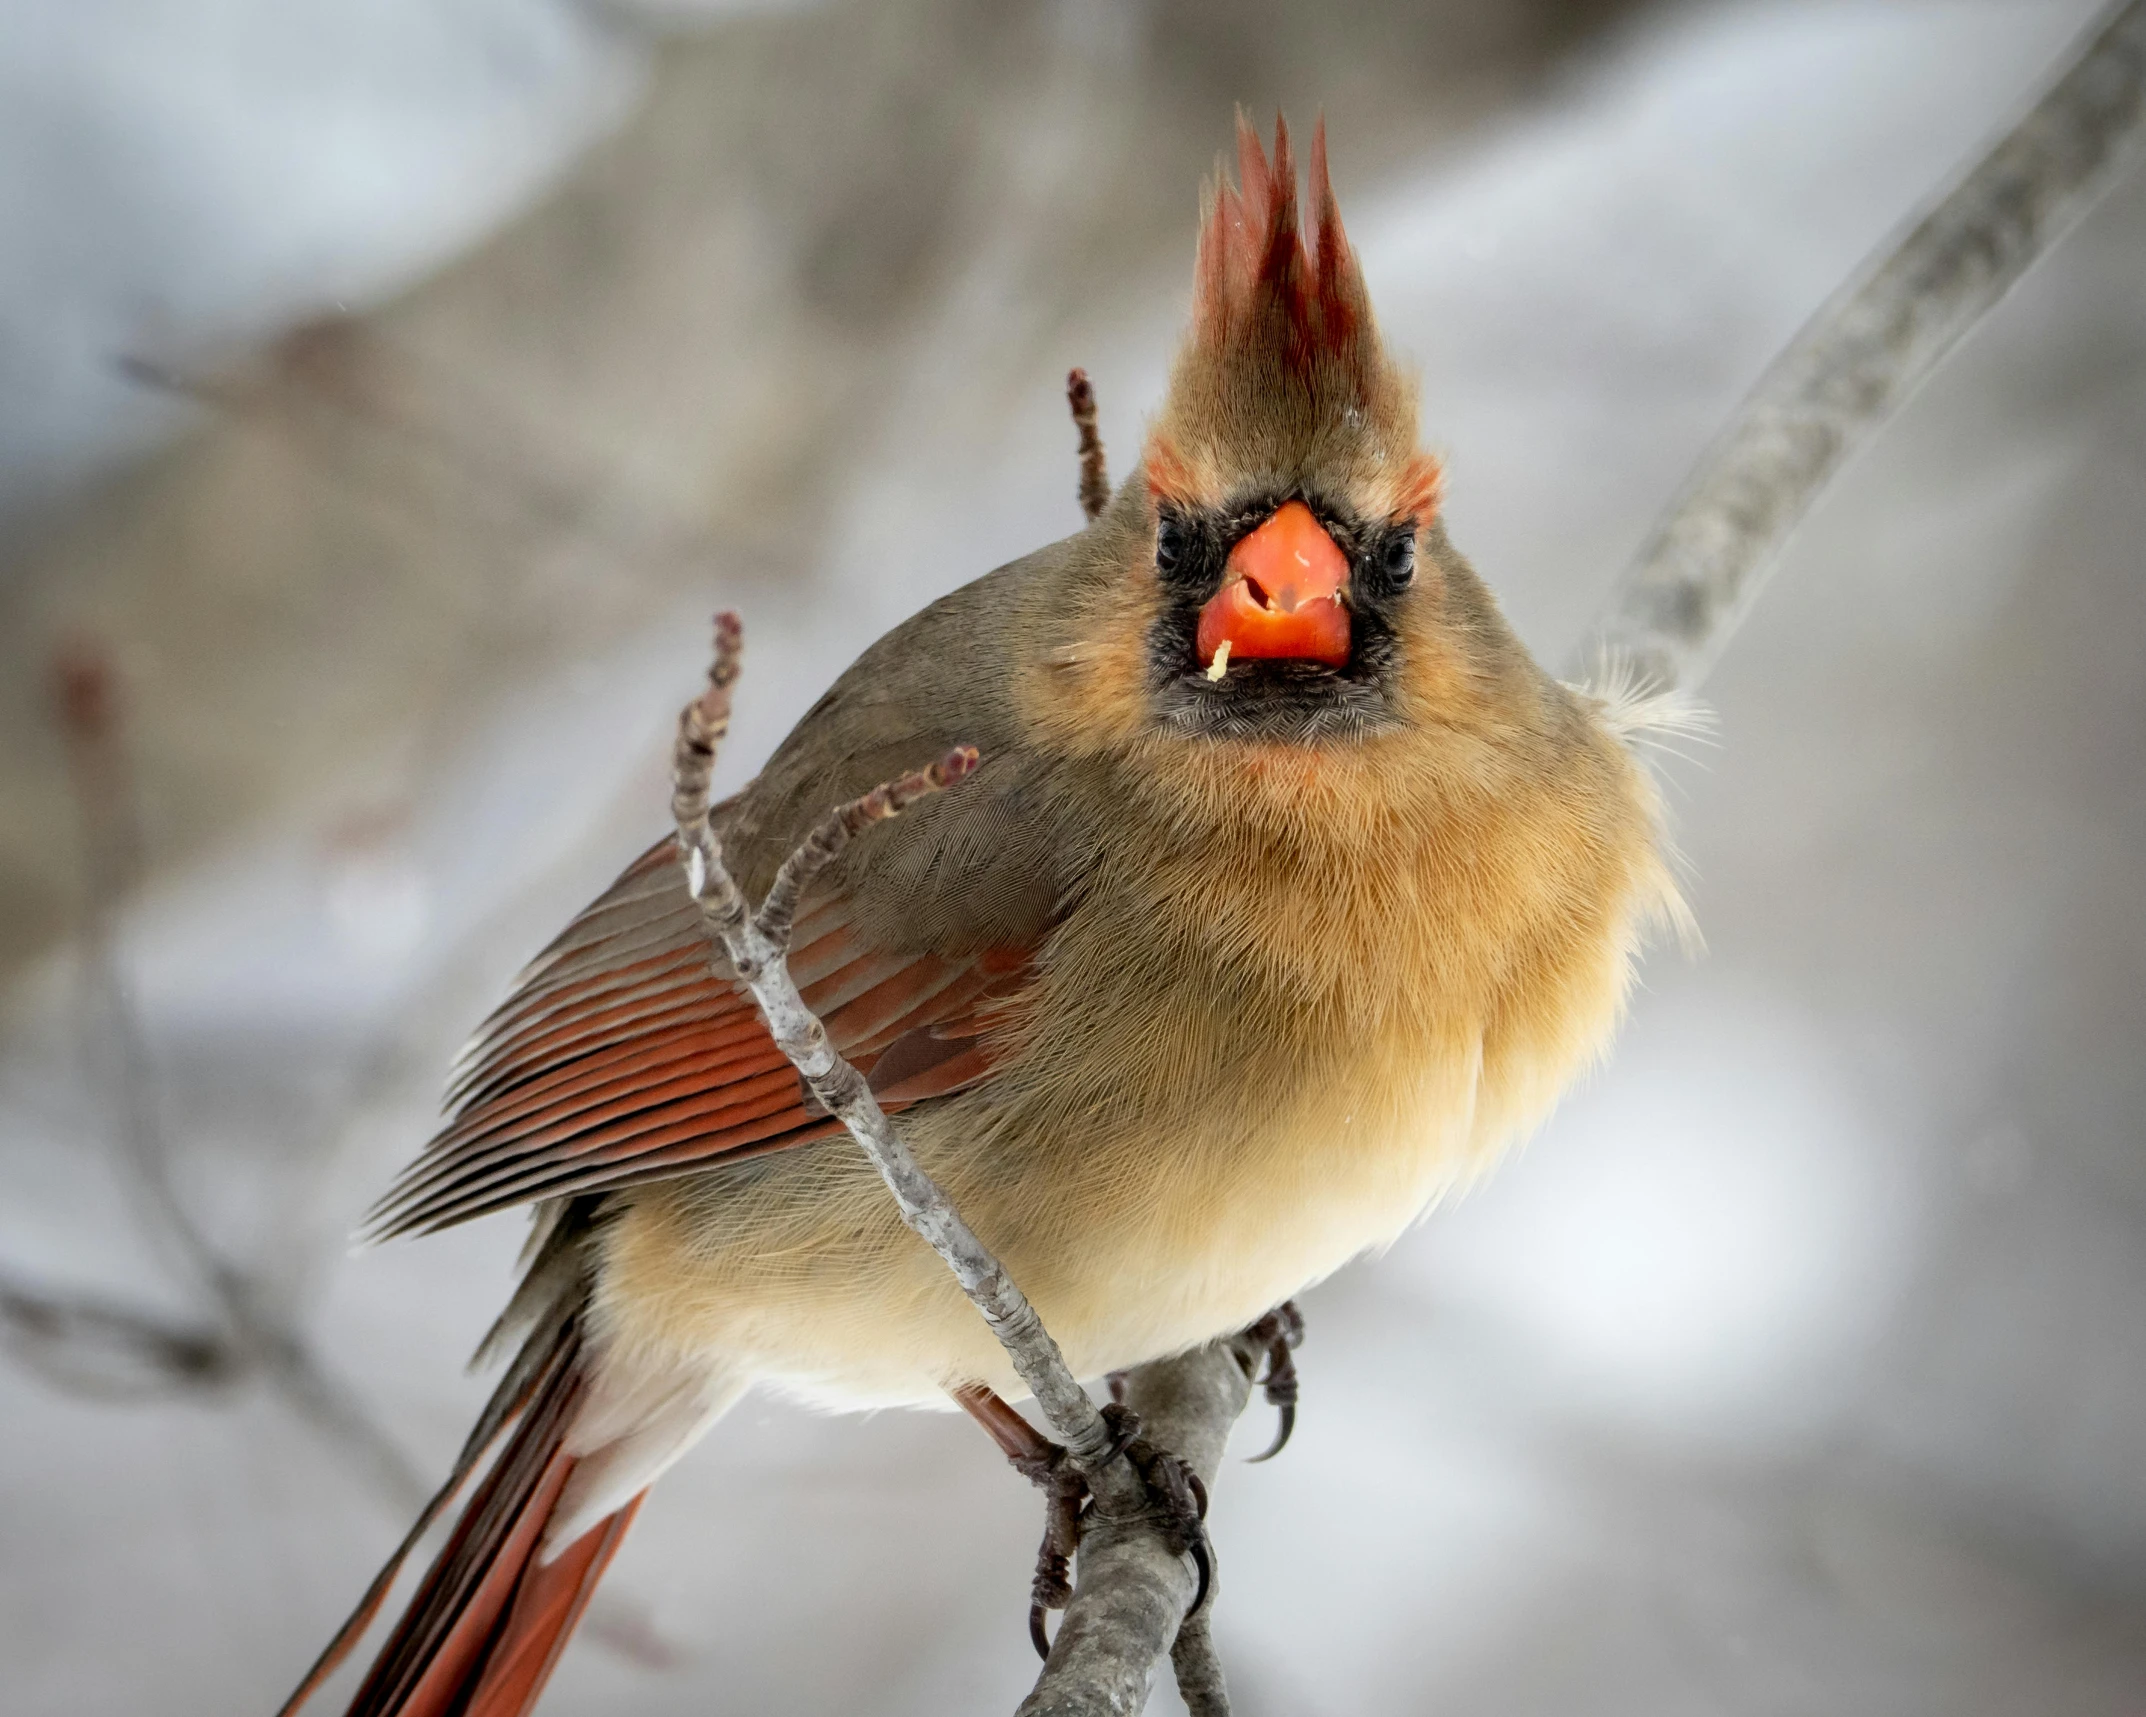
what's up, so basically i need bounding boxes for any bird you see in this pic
[280,114,1687,1717]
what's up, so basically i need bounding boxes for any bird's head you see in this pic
[1031,116,1464,758]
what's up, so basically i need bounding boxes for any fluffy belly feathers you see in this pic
[592,707,1669,1414]
[591,933,1617,1412]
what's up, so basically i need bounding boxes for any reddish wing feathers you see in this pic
[291,816,998,1715]
[368,838,1030,1239]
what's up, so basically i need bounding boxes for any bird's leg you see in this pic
[951,1382,1092,1654]
[950,1382,1212,1660]
[1241,1299,1305,1463]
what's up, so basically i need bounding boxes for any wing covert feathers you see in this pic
[368,839,1032,1239]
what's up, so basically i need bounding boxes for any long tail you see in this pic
[278,1310,642,1717]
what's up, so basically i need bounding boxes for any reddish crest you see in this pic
[1192,113,1366,362]
[1152,116,1437,527]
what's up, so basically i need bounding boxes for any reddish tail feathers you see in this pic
[280,1320,641,1717]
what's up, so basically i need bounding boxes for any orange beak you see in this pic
[1195,501,1352,672]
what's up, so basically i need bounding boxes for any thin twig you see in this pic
[1068,368,1111,522]
[671,617,1242,1714]
[671,616,1120,1468]
[754,750,979,949]
[1575,0,2146,691]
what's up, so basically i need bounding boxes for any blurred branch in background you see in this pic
[6,639,432,1507]
[5,636,678,1668]
[0,1272,232,1403]
[117,318,730,607]
[1578,0,2146,691]
[8,635,678,1674]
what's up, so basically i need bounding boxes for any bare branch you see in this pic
[1017,1337,1258,1717]
[1168,1616,1233,1717]
[1068,368,1111,522]
[1576,0,2146,690]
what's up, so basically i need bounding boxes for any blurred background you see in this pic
[3,0,2143,1711]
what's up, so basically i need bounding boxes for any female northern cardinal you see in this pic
[283,117,1684,1717]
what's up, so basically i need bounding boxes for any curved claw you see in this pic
[1243,1304,1303,1463]
[1186,1531,1214,1618]
[1246,1400,1295,1464]
[1029,1601,1053,1661]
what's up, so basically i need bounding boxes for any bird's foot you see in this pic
[953,1385,1211,1661]
[1241,1299,1305,1462]
[1010,1403,1212,1659]
[1006,1428,1093,1656]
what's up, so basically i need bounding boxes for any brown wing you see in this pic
[366,837,1032,1239]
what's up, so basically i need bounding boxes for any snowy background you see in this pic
[3,1,2143,1712]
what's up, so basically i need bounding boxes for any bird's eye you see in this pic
[1380,527,1417,589]
[1155,516,1186,575]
